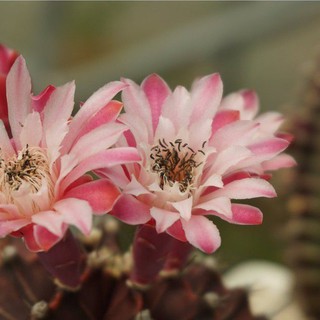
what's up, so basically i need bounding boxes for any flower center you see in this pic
[0,145,54,213]
[150,139,205,193]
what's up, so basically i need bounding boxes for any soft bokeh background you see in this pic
[1,1,320,266]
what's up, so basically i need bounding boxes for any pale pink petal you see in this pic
[54,198,92,235]
[195,197,232,218]
[32,210,65,236]
[75,100,123,140]
[220,90,259,120]
[241,90,259,120]
[230,204,263,225]
[19,111,42,147]
[171,196,193,221]
[211,110,240,136]
[213,177,276,199]
[161,86,191,130]
[255,112,284,134]
[64,179,121,215]
[220,91,243,111]
[154,116,176,142]
[69,122,127,163]
[0,203,21,218]
[64,174,93,193]
[190,73,223,123]
[111,194,151,225]
[188,118,213,149]
[95,166,130,190]
[209,145,252,175]
[210,120,259,150]
[262,153,297,171]
[201,173,223,188]
[150,207,180,233]
[43,81,75,131]
[249,138,289,156]
[120,113,150,146]
[0,120,15,157]
[32,85,55,113]
[60,147,140,192]
[0,219,29,237]
[122,77,152,127]
[182,215,221,253]
[62,81,126,153]
[141,74,171,132]
[6,56,32,148]
[233,138,290,170]
[124,175,151,196]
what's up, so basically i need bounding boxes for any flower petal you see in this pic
[190,73,223,123]
[33,225,62,252]
[171,196,193,221]
[166,220,187,242]
[150,207,180,233]
[64,179,121,215]
[75,100,123,140]
[262,153,297,171]
[122,78,153,140]
[213,177,276,199]
[32,85,55,113]
[161,86,191,130]
[124,175,151,197]
[6,56,32,148]
[32,210,65,237]
[111,194,151,225]
[230,204,263,225]
[182,215,221,253]
[61,147,140,192]
[19,111,42,147]
[211,110,240,136]
[0,219,29,237]
[141,74,171,132]
[195,197,232,218]
[54,198,92,235]
[0,119,15,158]
[63,81,126,153]
[43,81,75,133]
[220,90,259,120]
[69,122,127,163]
[211,120,259,151]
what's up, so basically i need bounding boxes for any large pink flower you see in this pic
[101,74,295,253]
[0,56,139,252]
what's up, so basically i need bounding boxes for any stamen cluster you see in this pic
[150,139,204,193]
[0,145,52,201]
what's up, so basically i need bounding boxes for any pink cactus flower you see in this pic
[0,56,139,252]
[101,74,295,254]
[0,44,19,133]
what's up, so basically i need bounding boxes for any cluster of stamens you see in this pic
[150,139,205,193]
[0,145,52,202]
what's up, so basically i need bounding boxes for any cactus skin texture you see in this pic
[286,55,320,319]
[0,220,266,320]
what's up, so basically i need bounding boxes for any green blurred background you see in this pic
[1,1,319,267]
